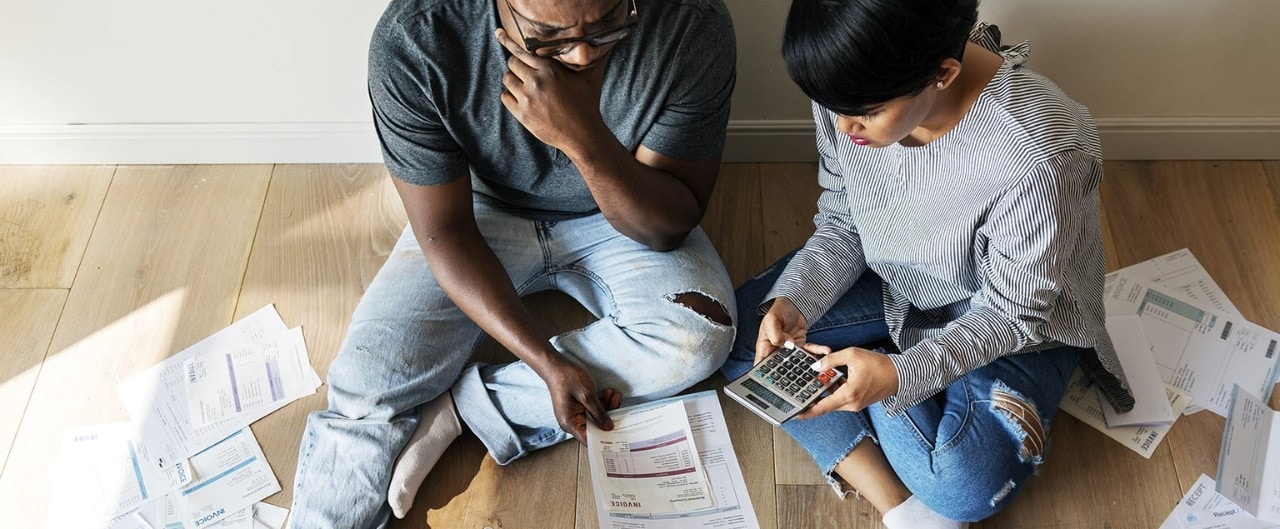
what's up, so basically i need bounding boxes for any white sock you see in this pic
[387,392,463,519]
[882,495,967,529]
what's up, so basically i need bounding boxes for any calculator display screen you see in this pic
[741,378,794,412]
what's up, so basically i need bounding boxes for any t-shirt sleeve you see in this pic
[638,6,735,161]
[368,21,468,185]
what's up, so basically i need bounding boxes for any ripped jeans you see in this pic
[721,253,1079,522]
[291,199,736,529]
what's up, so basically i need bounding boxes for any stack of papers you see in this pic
[47,305,318,529]
[586,391,760,529]
[1059,249,1280,458]
[1060,249,1280,526]
[1160,474,1279,529]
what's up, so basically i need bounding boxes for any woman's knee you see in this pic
[911,464,1031,522]
[909,402,1049,521]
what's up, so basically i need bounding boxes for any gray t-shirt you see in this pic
[368,0,736,219]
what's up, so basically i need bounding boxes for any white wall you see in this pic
[2,0,1277,163]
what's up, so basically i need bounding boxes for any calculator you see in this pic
[723,342,843,426]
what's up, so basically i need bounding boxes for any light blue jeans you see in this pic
[290,199,736,528]
[721,251,1080,522]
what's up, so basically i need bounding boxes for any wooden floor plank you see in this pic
[759,163,822,266]
[230,164,407,510]
[703,163,764,287]
[0,165,272,529]
[0,289,67,475]
[0,165,113,288]
[776,484,885,529]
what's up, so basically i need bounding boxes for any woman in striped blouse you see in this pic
[719,0,1136,527]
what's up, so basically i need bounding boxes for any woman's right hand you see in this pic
[755,296,810,364]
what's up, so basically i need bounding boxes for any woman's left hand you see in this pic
[796,346,900,418]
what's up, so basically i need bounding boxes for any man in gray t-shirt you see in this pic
[289,0,737,525]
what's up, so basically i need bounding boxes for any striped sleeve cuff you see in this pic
[882,307,1026,414]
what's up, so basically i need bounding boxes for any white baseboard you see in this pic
[2,117,1278,164]
[1094,117,1280,160]
[0,122,384,164]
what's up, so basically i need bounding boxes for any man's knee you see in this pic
[670,291,733,326]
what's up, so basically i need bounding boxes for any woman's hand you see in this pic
[796,346,900,418]
[755,297,809,364]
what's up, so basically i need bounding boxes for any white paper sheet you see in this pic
[1217,386,1280,523]
[589,401,716,514]
[1059,367,1192,459]
[117,305,294,470]
[183,327,318,427]
[247,503,289,529]
[173,428,280,529]
[1109,248,1241,316]
[46,422,192,529]
[1160,474,1279,529]
[587,391,760,529]
[1102,315,1176,426]
[1104,274,1280,416]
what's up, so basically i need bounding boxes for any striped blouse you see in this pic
[766,25,1136,415]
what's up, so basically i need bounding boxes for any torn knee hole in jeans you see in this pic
[669,292,732,326]
[991,385,1046,464]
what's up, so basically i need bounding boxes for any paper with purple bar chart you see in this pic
[117,305,321,470]
[183,327,318,427]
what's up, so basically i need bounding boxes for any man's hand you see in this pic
[755,297,809,364]
[795,346,900,418]
[542,358,623,443]
[496,28,607,152]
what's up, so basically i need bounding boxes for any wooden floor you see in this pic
[2,161,1279,528]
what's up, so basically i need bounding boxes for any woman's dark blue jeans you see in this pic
[721,251,1081,521]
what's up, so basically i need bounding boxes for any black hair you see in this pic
[782,0,978,116]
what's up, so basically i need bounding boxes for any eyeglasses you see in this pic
[505,0,638,57]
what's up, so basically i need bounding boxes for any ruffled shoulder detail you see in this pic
[970,22,1030,67]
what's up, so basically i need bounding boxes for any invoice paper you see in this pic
[589,400,715,514]
[1109,248,1241,316]
[587,391,760,529]
[137,497,287,529]
[1059,367,1192,459]
[173,428,280,529]
[1218,386,1280,523]
[117,305,299,469]
[46,422,192,529]
[183,327,319,427]
[1104,274,1280,416]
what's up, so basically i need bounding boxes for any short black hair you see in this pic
[782,0,978,116]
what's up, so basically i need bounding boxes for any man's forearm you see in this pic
[562,131,705,251]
